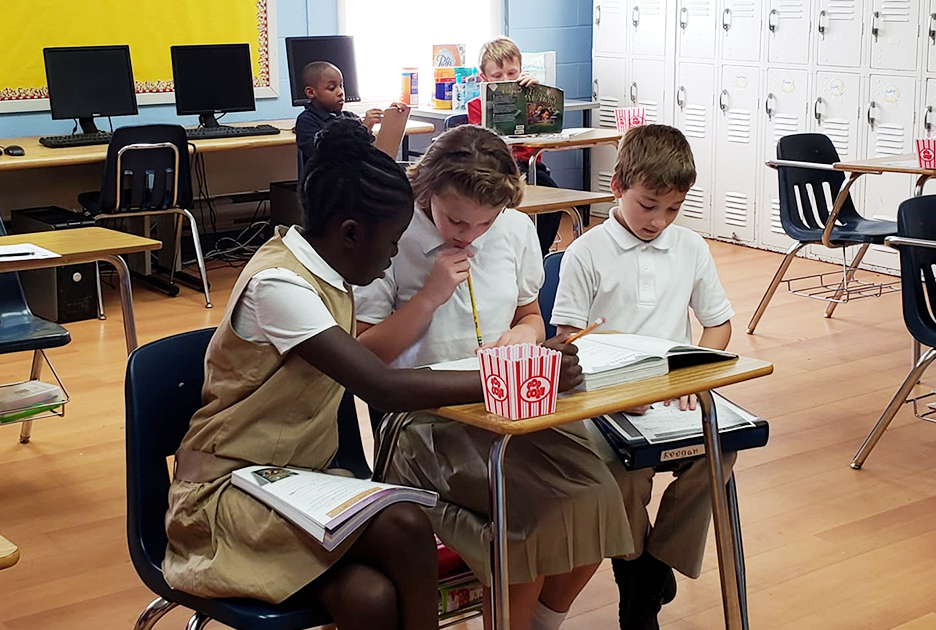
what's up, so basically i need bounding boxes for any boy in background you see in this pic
[295,61,385,162]
[467,36,562,256]
[550,125,735,630]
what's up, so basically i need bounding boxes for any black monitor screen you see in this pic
[171,43,256,120]
[44,45,138,121]
[285,36,360,106]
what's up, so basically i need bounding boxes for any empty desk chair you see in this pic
[746,133,898,334]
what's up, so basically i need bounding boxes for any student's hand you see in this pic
[542,337,583,392]
[363,108,384,130]
[422,247,471,307]
[517,73,539,87]
[479,324,540,350]
[388,101,409,112]
[663,394,697,412]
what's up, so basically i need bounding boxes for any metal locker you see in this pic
[869,0,920,71]
[631,0,668,56]
[591,57,629,217]
[721,0,763,62]
[678,0,718,59]
[767,0,812,65]
[674,62,717,236]
[816,0,865,67]
[594,0,629,56]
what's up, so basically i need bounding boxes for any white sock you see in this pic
[530,600,568,630]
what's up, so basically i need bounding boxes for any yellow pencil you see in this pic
[565,317,607,344]
[466,270,483,348]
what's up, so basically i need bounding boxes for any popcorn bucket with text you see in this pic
[614,107,646,133]
[916,138,936,169]
[478,344,561,420]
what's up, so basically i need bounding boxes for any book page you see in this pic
[374,104,410,157]
[574,337,655,374]
[620,395,757,444]
[0,243,61,262]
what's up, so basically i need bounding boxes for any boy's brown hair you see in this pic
[478,36,522,76]
[408,125,524,211]
[613,125,696,193]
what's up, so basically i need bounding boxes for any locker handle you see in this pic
[633,5,640,27]
[722,8,732,31]
[814,97,824,123]
[595,4,601,25]
[867,101,877,129]
[676,86,687,108]
[768,9,779,33]
[926,106,933,133]
[817,10,827,39]
[765,93,777,119]
[630,82,638,104]
[719,89,730,113]
[929,14,936,43]
[593,79,599,102]
[679,6,689,29]
[870,11,879,41]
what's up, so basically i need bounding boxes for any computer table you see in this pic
[374,356,774,630]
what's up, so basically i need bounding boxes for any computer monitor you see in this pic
[285,36,361,106]
[43,45,138,134]
[171,43,256,128]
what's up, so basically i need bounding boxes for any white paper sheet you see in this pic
[0,243,61,262]
[621,395,757,444]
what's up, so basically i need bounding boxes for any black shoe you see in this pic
[612,552,677,630]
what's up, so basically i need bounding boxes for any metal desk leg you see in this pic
[697,391,747,630]
[914,174,931,197]
[561,207,585,239]
[725,476,748,619]
[101,254,139,354]
[488,434,512,630]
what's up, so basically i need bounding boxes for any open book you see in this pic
[480,81,564,136]
[232,466,438,551]
[573,334,736,391]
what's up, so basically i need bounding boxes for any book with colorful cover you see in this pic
[480,81,564,137]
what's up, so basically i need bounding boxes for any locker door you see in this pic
[629,59,667,125]
[759,69,810,251]
[591,57,628,216]
[814,71,862,161]
[928,1,936,72]
[594,0,629,56]
[631,0,667,57]
[714,65,761,243]
[817,0,865,67]
[923,78,936,138]
[861,74,916,271]
[674,62,716,235]
[767,0,812,65]
[678,0,718,59]
[869,0,920,71]
[722,0,763,62]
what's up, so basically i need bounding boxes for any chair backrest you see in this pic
[896,196,936,348]
[539,250,564,339]
[98,124,193,213]
[0,220,35,326]
[444,113,469,130]
[775,133,862,241]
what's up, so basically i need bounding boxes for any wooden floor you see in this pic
[2,236,935,630]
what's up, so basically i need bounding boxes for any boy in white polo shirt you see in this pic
[551,125,734,630]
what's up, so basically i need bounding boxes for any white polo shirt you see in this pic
[550,214,733,345]
[354,207,544,368]
[231,226,345,354]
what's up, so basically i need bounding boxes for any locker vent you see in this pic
[727,109,752,144]
[724,192,749,227]
[601,0,625,16]
[777,0,805,19]
[874,124,905,157]
[771,197,784,235]
[828,0,856,20]
[728,0,755,18]
[683,186,705,220]
[597,171,614,194]
[638,100,659,124]
[772,113,799,149]
[685,0,711,17]
[881,0,911,22]
[639,0,662,15]
[599,97,620,128]
[684,105,708,138]
[823,118,851,158]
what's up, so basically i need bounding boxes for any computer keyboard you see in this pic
[185,124,282,140]
[39,132,112,148]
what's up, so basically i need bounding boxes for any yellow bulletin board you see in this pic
[0,0,277,112]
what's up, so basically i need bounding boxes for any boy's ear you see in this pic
[338,218,361,249]
[610,174,625,199]
[304,85,316,100]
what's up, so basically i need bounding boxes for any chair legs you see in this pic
[18,350,44,444]
[132,598,177,630]
[851,347,936,469]
[185,612,212,630]
[823,243,870,319]
[180,209,212,309]
[95,262,106,320]
[746,241,807,334]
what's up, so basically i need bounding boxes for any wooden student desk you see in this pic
[516,185,615,239]
[508,128,623,185]
[375,356,773,630]
[0,227,161,353]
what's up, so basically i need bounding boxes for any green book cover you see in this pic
[480,81,564,136]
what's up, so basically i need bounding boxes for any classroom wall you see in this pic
[0,0,337,139]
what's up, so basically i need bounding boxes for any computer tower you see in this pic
[10,206,99,323]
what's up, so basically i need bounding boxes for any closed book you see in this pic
[0,380,64,414]
[438,572,484,616]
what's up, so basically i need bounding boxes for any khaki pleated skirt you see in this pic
[387,413,634,586]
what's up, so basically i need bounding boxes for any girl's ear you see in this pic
[338,218,361,249]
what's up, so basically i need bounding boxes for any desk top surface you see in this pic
[0,227,161,272]
[372,99,599,122]
[433,356,773,435]
[833,153,936,176]
[517,185,615,213]
[0,119,435,172]
[505,128,622,149]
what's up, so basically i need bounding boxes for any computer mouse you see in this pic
[3,145,25,156]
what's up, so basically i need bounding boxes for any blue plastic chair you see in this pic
[125,328,345,630]
[443,113,469,130]
[0,220,70,444]
[539,251,564,340]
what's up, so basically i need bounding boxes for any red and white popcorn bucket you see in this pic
[614,107,646,133]
[477,344,561,420]
[916,138,936,170]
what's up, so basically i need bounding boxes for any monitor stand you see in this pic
[78,117,102,134]
[198,113,227,128]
